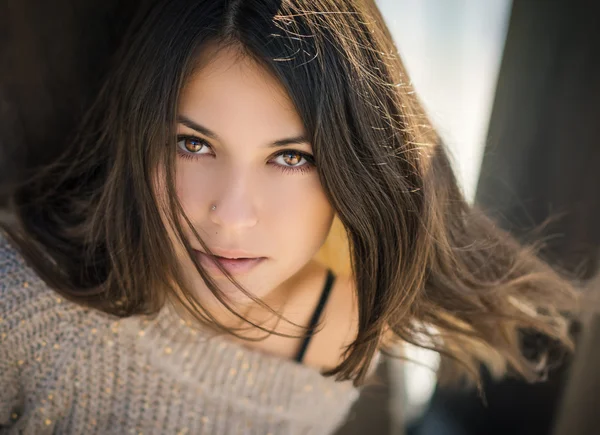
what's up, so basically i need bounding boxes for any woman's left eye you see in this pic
[271,150,315,174]
[273,151,308,167]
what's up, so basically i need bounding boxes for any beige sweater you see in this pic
[0,233,361,434]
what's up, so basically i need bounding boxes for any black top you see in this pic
[294,268,336,363]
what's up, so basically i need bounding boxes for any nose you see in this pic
[210,169,258,231]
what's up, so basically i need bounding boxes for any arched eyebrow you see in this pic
[177,115,310,148]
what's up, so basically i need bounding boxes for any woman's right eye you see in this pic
[176,135,213,159]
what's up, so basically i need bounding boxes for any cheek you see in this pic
[265,175,334,254]
[175,161,213,215]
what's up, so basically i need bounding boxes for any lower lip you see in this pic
[193,250,265,275]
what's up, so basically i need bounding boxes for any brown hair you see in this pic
[1,0,579,388]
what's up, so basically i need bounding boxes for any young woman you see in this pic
[0,0,578,434]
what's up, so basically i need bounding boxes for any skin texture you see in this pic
[163,43,357,366]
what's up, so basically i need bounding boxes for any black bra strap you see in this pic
[295,269,336,363]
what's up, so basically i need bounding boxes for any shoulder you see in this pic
[0,228,57,318]
[303,267,387,378]
[0,228,100,359]
[301,266,360,371]
[0,229,115,425]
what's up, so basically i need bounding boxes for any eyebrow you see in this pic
[177,115,311,148]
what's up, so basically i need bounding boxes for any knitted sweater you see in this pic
[0,233,361,434]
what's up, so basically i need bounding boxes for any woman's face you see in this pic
[168,43,334,310]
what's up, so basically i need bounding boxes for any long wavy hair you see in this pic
[1,0,579,387]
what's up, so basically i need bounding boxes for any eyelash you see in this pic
[175,135,315,175]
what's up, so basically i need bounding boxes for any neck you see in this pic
[168,259,321,339]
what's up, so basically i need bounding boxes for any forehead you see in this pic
[178,43,305,138]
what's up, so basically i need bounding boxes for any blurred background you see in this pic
[1,0,598,434]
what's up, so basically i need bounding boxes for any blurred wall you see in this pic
[377,0,512,203]
[414,2,600,434]
[0,0,142,206]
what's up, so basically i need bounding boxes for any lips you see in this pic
[192,249,265,275]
